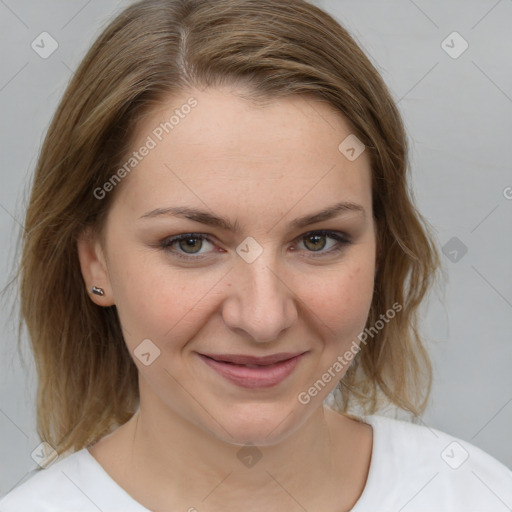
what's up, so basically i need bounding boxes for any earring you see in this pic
[91,286,105,296]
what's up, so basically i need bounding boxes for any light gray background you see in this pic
[1,0,511,497]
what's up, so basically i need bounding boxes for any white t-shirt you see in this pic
[1,415,511,511]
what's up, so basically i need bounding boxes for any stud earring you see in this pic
[91,286,105,296]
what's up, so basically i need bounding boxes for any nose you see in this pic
[221,255,298,343]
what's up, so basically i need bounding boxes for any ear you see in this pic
[77,226,115,306]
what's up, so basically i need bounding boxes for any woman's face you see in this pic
[90,86,377,445]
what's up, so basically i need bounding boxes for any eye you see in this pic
[159,230,351,261]
[295,230,351,257]
[160,233,215,259]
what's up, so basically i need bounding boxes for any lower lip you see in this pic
[198,353,304,389]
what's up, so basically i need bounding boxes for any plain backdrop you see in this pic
[1,0,511,497]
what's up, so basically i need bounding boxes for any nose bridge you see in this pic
[223,249,297,342]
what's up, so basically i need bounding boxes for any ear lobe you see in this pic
[77,227,115,306]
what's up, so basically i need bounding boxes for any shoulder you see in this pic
[0,448,147,512]
[0,449,93,511]
[353,414,512,512]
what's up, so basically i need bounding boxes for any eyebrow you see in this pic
[138,201,366,233]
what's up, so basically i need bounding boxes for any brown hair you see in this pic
[17,0,441,454]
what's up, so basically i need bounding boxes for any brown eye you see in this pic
[303,233,327,251]
[297,230,351,257]
[160,233,215,259]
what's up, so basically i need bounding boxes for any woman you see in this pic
[1,0,511,510]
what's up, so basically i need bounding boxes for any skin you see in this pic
[78,86,376,512]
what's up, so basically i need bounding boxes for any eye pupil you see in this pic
[304,234,326,251]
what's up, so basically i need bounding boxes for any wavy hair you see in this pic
[16,0,441,454]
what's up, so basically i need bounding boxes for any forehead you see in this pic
[112,86,372,219]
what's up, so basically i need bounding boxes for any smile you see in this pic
[197,352,306,389]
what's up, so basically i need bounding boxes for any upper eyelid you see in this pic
[163,230,349,242]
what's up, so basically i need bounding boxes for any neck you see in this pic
[91,389,372,511]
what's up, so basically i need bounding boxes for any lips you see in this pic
[197,352,306,388]
[199,352,303,366]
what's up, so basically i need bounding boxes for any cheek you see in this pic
[298,258,375,339]
[108,248,223,351]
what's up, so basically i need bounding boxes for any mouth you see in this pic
[197,352,307,389]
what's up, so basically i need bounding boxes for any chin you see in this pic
[202,400,313,447]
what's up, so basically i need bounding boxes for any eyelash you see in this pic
[159,230,351,261]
